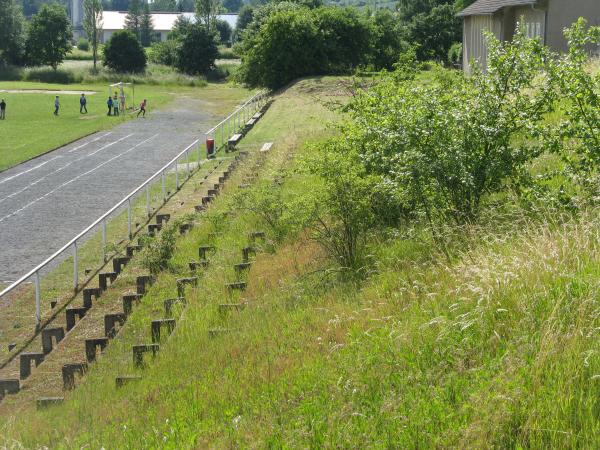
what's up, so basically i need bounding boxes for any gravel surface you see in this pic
[0,97,213,281]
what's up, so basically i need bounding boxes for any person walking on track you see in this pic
[107,96,113,116]
[54,96,60,116]
[0,99,6,120]
[137,99,147,118]
[80,94,88,114]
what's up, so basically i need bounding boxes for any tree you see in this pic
[103,30,147,72]
[237,7,371,89]
[168,14,193,40]
[0,0,26,66]
[223,0,242,12]
[216,19,232,44]
[195,0,220,32]
[407,3,461,61]
[110,0,129,10]
[235,5,254,37]
[151,0,176,11]
[175,23,218,74]
[25,4,72,70]
[140,1,155,46]
[125,0,142,41]
[83,0,103,70]
[369,9,405,70]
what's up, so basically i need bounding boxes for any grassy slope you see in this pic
[0,81,248,172]
[1,77,599,448]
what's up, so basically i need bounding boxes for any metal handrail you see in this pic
[0,89,268,327]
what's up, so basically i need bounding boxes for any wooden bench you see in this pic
[227,134,243,151]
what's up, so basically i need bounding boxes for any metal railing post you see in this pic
[73,242,78,292]
[162,171,166,201]
[175,160,180,190]
[35,271,41,329]
[127,199,132,238]
[186,150,190,178]
[102,220,107,262]
[146,185,151,217]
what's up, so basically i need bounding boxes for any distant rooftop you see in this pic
[101,11,238,31]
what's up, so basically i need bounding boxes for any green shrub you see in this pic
[103,30,147,73]
[23,67,82,83]
[447,42,462,66]
[174,24,218,75]
[149,40,178,66]
[77,37,90,51]
[237,6,371,89]
[322,28,557,231]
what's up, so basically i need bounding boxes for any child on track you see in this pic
[0,99,5,120]
[54,96,60,116]
[107,96,113,116]
[137,99,147,118]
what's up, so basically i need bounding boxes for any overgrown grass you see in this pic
[0,77,597,448]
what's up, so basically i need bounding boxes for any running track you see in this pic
[0,97,213,282]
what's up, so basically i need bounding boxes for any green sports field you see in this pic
[0,82,175,172]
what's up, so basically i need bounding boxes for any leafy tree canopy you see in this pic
[25,3,72,70]
[103,29,147,72]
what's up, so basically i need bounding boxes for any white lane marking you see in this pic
[68,132,113,153]
[0,134,134,205]
[0,156,63,186]
[0,134,159,224]
[0,132,117,186]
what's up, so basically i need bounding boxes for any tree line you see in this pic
[234,0,478,89]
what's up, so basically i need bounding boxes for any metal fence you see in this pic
[205,90,269,154]
[0,90,268,329]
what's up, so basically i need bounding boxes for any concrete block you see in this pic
[104,312,127,338]
[126,245,142,257]
[0,379,20,400]
[41,327,65,354]
[164,297,186,317]
[85,338,109,362]
[98,272,117,292]
[242,246,256,262]
[234,262,252,273]
[201,195,215,206]
[207,189,218,197]
[148,223,162,237]
[83,287,102,309]
[226,282,247,292]
[198,246,215,260]
[20,352,44,380]
[218,303,246,314]
[136,275,154,296]
[132,344,160,368]
[176,277,198,298]
[249,231,266,242]
[123,294,142,316]
[151,319,176,343]
[194,204,206,213]
[156,213,171,225]
[116,375,142,388]
[66,307,87,331]
[62,362,87,390]
[112,256,131,275]
[179,223,193,235]
[37,397,64,409]
[189,260,209,271]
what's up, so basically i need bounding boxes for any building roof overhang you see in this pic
[457,0,537,17]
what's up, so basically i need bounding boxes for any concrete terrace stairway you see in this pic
[0,154,249,409]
